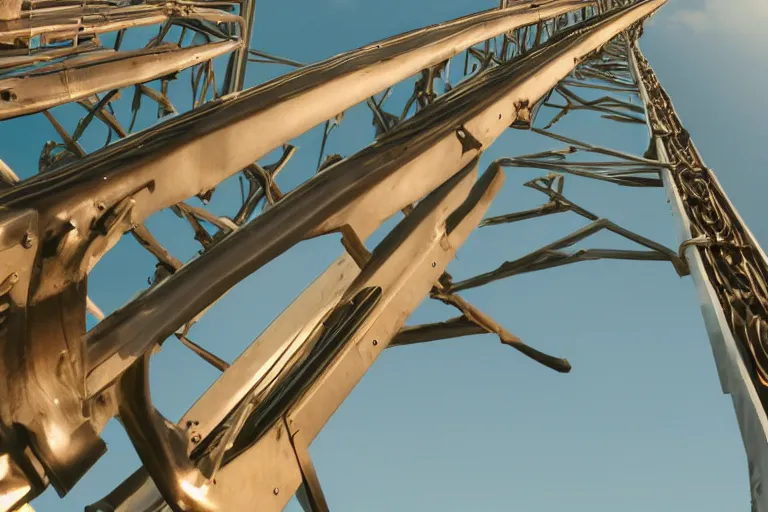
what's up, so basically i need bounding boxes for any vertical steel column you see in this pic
[630,35,768,512]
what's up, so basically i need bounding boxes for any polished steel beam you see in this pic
[0,2,236,44]
[0,40,242,120]
[0,41,104,71]
[629,35,768,512]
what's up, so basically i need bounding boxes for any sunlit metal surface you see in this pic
[2,0,765,510]
[629,36,768,511]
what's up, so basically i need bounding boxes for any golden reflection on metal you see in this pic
[18,1,768,511]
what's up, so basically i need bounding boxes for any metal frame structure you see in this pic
[0,0,766,510]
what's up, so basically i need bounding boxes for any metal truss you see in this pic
[2,0,765,510]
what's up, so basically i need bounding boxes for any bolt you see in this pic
[22,232,34,249]
[191,434,201,444]
[273,488,279,495]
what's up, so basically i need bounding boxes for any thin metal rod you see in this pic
[231,0,255,92]
[176,334,230,371]
[390,316,486,346]
[432,292,571,372]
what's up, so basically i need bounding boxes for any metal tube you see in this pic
[0,4,170,43]
[231,0,255,92]
[0,2,242,42]
[0,40,241,120]
[0,42,106,72]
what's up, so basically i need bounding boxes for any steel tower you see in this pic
[0,0,765,510]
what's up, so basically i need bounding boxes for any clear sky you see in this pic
[4,0,766,510]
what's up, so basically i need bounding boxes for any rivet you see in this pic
[372,339,378,346]
[191,434,201,443]
[273,488,280,495]
[431,262,436,268]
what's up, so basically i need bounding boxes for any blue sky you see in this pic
[6,0,766,510]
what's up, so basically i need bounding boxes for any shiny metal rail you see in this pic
[0,39,242,120]
[0,1,246,120]
[630,36,768,512]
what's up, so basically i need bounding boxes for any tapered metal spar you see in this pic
[0,0,593,298]
[0,2,222,44]
[0,41,104,71]
[629,37,768,511]
[83,0,666,397]
[0,40,242,120]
